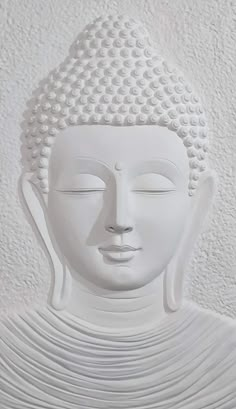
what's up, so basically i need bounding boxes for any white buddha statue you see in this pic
[1,14,236,409]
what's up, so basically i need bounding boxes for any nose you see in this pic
[105,175,134,234]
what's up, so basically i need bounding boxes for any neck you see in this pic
[65,271,168,331]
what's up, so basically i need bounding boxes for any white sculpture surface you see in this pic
[1,14,236,409]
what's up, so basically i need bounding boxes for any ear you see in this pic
[165,170,217,311]
[20,172,71,310]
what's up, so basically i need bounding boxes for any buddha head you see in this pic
[21,15,215,312]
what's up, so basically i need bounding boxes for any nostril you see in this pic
[105,225,133,233]
[106,226,115,233]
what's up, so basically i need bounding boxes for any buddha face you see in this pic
[47,125,191,291]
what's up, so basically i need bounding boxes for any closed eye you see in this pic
[55,174,106,194]
[55,188,106,195]
[131,173,176,194]
[56,187,175,195]
[132,188,176,195]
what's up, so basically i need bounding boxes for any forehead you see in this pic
[49,125,189,174]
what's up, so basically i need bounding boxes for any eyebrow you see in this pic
[57,156,185,187]
[69,156,183,172]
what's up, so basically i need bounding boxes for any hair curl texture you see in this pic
[24,14,208,195]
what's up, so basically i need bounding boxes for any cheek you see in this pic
[48,194,104,247]
[133,194,189,252]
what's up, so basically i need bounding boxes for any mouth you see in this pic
[98,245,141,262]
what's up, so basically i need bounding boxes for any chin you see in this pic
[94,266,151,291]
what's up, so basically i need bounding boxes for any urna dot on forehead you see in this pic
[24,14,209,195]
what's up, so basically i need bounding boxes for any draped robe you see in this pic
[0,302,236,409]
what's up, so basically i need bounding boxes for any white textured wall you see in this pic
[1,0,236,318]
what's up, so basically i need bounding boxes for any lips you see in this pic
[98,245,141,262]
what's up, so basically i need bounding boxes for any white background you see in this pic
[0,0,236,318]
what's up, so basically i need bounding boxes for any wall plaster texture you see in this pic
[0,0,236,319]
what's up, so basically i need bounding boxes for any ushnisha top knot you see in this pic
[25,14,208,195]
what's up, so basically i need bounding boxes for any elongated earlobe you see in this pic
[20,172,72,310]
[165,171,216,311]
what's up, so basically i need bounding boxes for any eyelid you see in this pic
[128,159,184,189]
[55,174,106,192]
[55,187,105,193]
[132,188,176,192]
[54,166,179,194]
[131,173,175,191]
[131,189,176,196]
